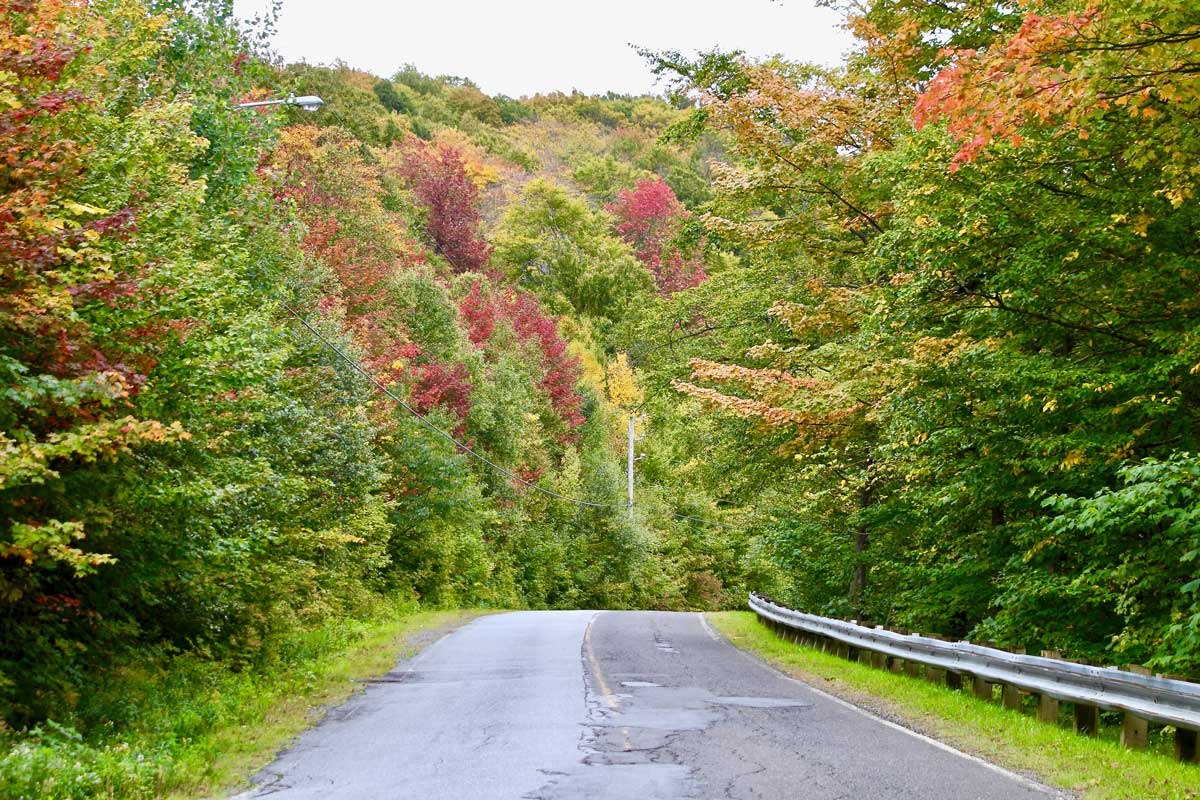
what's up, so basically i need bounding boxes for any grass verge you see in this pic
[0,602,484,800]
[707,610,1199,800]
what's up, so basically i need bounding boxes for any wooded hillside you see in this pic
[1,0,1198,795]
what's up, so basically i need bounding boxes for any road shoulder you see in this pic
[203,609,488,800]
[707,611,1199,800]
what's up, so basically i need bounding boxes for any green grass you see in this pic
[0,602,484,800]
[708,611,1200,800]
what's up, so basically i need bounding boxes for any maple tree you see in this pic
[607,179,708,295]
[0,0,189,584]
[395,137,492,273]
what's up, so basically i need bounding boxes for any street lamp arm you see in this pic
[233,94,323,112]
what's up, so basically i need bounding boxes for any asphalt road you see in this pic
[236,611,1065,799]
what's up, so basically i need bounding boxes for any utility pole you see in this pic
[627,414,636,510]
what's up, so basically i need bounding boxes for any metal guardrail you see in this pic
[749,593,1200,741]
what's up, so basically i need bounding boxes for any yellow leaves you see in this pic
[604,353,643,409]
[688,358,823,396]
[1108,440,1136,463]
[61,200,109,217]
[1059,450,1085,471]
[1132,213,1153,237]
[1156,187,1191,208]
[1023,534,1059,562]
[911,334,970,366]
[1042,397,1058,413]
[135,419,192,443]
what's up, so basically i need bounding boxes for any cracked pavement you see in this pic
[231,610,1066,799]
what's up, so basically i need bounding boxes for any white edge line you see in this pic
[701,612,1071,800]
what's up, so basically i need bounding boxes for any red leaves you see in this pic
[396,139,491,274]
[915,8,1103,170]
[459,280,496,344]
[607,179,707,295]
[410,359,474,431]
[460,280,585,438]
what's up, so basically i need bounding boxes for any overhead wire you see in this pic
[252,102,744,525]
[669,511,744,529]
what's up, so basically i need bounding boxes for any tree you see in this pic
[607,179,708,295]
[395,138,492,273]
[491,179,652,326]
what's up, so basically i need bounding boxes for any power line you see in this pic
[284,304,628,510]
[670,510,743,529]
[286,304,749,527]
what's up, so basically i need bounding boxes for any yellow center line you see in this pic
[584,615,634,752]
[584,616,618,709]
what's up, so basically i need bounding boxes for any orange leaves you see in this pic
[912,8,1097,169]
[674,349,864,454]
[672,380,813,430]
[687,358,824,399]
[914,4,1198,178]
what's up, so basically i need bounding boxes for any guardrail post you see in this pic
[1036,650,1061,724]
[1002,683,1023,711]
[1177,728,1198,763]
[945,671,963,690]
[925,665,946,686]
[1037,694,1060,724]
[1118,666,1151,749]
[905,660,921,678]
[972,676,993,701]
[1073,703,1099,736]
[1120,713,1149,750]
[888,656,904,674]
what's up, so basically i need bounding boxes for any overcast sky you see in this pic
[233,0,853,98]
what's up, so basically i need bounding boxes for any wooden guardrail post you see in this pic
[1177,728,1198,763]
[972,676,993,701]
[1037,650,1061,723]
[1001,651,1025,711]
[1120,666,1151,749]
[1037,694,1059,724]
[925,665,946,686]
[1074,702,1099,735]
[1002,683,1023,711]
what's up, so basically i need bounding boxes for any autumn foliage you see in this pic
[608,179,707,295]
[396,138,492,273]
[460,280,585,438]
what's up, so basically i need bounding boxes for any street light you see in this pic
[234,94,324,112]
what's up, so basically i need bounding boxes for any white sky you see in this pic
[233,0,853,98]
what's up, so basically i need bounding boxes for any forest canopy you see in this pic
[1,0,1198,795]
